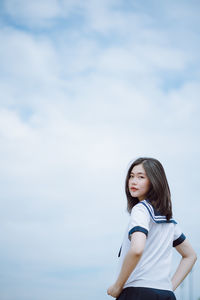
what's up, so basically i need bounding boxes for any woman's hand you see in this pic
[107,283,122,298]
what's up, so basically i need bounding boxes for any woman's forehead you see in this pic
[131,163,146,173]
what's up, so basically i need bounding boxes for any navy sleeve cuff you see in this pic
[173,233,186,247]
[128,226,148,240]
[118,245,122,257]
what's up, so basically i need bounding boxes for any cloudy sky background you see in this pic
[0,0,199,299]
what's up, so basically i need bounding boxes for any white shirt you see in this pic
[117,200,186,291]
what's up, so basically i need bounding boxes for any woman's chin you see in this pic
[130,192,137,198]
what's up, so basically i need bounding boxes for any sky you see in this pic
[0,0,199,299]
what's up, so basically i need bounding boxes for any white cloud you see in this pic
[3,0,62,27]
[0,27,59,83]
[0,109,32,139]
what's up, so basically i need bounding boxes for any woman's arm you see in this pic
[107,232,146,298]
[172,239,197,291]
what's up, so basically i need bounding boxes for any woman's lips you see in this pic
[130,187,138,191]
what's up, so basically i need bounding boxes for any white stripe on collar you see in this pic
[139,200,177,224]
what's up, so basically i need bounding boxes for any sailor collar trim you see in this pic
[140,199,177,224]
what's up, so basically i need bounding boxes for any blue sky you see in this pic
[0,1,200,300]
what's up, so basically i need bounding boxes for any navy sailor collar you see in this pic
[139,199,177,224]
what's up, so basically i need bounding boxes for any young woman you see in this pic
[107,157,197,300]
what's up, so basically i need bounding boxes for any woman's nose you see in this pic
[130,177,137,185]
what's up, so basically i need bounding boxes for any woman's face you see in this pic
[128,163,151,201]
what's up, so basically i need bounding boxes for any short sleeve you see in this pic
[128,203,151,240]
[173,223,186,247]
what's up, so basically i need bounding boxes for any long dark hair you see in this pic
[125,157,172,220]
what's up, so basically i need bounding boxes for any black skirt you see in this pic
[117,287,176,300]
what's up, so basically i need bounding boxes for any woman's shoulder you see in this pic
[131,199,151,213]
[130,200,151,219]
[132,199,177,224]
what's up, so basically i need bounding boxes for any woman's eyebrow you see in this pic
[130,171,146,175]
